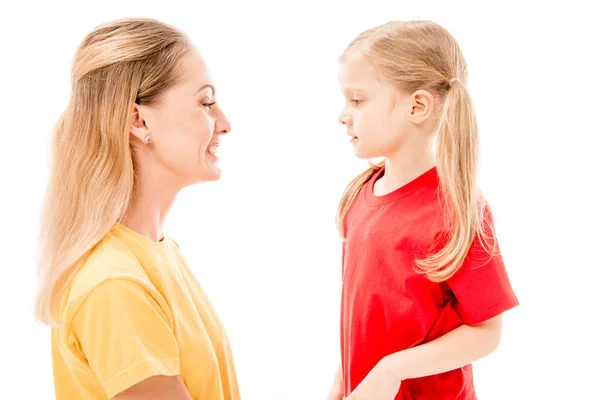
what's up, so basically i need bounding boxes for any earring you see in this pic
[144,135,152,145]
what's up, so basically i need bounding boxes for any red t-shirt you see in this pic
[341,167,519,399]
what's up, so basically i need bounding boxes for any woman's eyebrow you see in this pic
[196,84,215,96]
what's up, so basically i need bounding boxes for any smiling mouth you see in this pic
[207,143,219,156]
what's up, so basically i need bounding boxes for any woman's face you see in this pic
[132,51,231,187]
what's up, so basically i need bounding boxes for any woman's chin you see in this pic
[196,163,222,183]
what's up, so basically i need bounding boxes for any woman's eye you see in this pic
[351,99,363,106]
[202,101,216,109]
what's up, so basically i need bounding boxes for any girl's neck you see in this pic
[374,140,436,196]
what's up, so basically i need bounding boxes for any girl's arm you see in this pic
[386,314,503,381]
[347,315,503,399]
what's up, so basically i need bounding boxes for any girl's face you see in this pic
[132,51,231,186]
[338,59,413,160]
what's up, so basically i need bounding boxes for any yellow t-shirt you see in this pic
[51,223,241,399]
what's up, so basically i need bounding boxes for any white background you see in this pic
[1,0,599,398]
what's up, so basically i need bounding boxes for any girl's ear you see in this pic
[408,89,435,124]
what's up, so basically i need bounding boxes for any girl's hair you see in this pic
[336,20,494,282]
[36,18,192,326]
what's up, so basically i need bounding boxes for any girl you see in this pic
[328,21,519,400]
[36,19,240,399]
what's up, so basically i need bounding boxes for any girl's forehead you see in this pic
[339,61,383,92]
[340,58,375,76]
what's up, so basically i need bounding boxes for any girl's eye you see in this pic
[351,99,363,106]
[202,101,216,109]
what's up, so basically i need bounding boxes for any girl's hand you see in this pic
[325,364,345,400]
[346,357,401,400]
[326,391,344,400]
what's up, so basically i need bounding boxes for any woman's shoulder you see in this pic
[59,233,153,326]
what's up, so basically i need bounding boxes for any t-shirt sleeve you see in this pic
[447,206,519,326]
[70,278,181,398]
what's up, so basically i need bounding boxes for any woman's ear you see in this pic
[130,104,151,144]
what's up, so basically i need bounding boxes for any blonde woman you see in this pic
[328,21,519,399]
[36,18,240,400]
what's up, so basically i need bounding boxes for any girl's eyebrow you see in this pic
[342,86,368,95]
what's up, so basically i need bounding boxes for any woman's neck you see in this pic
[122,164,181,242]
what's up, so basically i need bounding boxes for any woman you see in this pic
[35,18,240,400]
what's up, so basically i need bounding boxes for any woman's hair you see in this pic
[336,20,494,282]
[36,18,192,326]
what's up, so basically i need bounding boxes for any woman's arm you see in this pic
[113,375,192,400]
